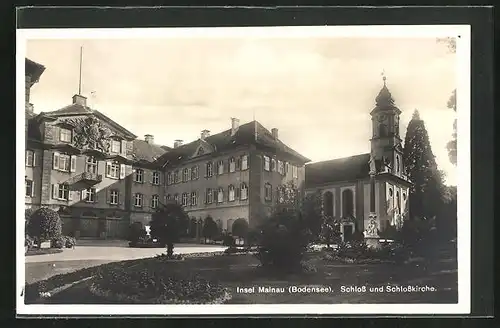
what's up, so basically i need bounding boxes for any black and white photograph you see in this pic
[17,24,470,315]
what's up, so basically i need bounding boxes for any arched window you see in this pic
[396,191,401,214]
[217,160,224,175]
[183,168,190,182]
[379,124,388,137]
[191,166,199,180]
[342,189,354,218]
[323,191,334,217]
[217,187,224,203]
[206,162,213,177]
[229,157,236,172]
[228,185,235,201]
[240,183,248,200]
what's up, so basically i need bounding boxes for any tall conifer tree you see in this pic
[403,110,446,221]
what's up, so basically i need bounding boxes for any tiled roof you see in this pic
[156,120,310,167]
[131,139,169,163]
[26,58,45,83]
[305,153,371,188]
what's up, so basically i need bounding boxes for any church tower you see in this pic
[370,75,405,177]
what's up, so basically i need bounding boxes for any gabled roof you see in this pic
[156,120,310,168]
[25,58,45,83]
[131,139,169,163]
[305,153,371,188]
[43,101,137,139]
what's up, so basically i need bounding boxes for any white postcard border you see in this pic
[16,24,471,316]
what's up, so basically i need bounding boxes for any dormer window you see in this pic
[59,128,72,143]
[110,139,121,153]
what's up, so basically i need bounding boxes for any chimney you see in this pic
[231,118,240,136]
[72,94,87,106]
[26,103,34,114]
[201,130,210,140]
[174,139,183,148]
[144,134,154,145]
[271,128,279,139]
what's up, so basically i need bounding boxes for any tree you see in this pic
[301,190,324,240]
[321,216,342,248]
[149,203,188,257]
[27,207,62,244]
[403,110,447,221]
[202,216,218,243]
[232,218,249,239]
[25,208,35,232]
[437,37,457,165]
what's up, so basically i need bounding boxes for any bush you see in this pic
[128,222,147,245]
[64,236,76,248]
[202,216,218,242]
[256,209,312,271]
[150,203,189,255]
[222,234,235,246]
[25,235,35,249]
[25,208,35,231]
[27,207,62,242]
[231,218,249,239]
[51,236,65,249]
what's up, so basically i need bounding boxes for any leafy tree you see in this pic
[25,208,35,233]
[232,218,249,238]
[202,216,218,242]
[321,216,342,248]
[403,110,447,221]
[437,37,457,165]
[301,190,324,240]
[149,203,188,257]
[128,222,147,246]
[27,207,62,243]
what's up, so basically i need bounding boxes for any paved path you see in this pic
[25,242,227,263]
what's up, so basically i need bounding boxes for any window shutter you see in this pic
[94,188,99,203]
[53,152,60,170]
[118,192,123,205]
[31,181,35,197]
[236,158,241,170]
[54,126,60,143]
[70,156,76,172]
[105,162,111,177]
[68,190,73,201]
[121,140,127,155]
[33,151,39,167]
[105,189,110,204]
[81,189,87,200]
[25,151,30,166]
[204,190,207,204]
[119,164,126,179]
[236,186,240,199]
[52,184,59,199]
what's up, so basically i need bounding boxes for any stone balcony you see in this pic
[67,171,103,185]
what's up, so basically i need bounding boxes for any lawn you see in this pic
[26,244,458,305]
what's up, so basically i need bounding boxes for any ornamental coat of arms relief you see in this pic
[64,116,111,152]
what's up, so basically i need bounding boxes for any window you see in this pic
[135,169,144,183]
[166,194,171,201]
[292,165,298,178]
[217,160,224,175]
[174,194,179,203]
[167,172,173,185]
[152,171,160,185]
[389,188,393,197]
[205,188,213,204]
[240,183,248,200]
[25,150,37,167]
[59,128,72,143]
[403,193,407,201]
[110,190,119,205]
[183,168,190,182]
[278,160,284,175]
[134,193,143,207]
[86,156,98,174]
[241,155,248,170]
[228,185,235,201]
[25,180,34,197]
[191,192,198,206]
[396,191,401,214]
[106,161,120,179]
[396,156,400,174]
[197,147,205,156]
[264,156,270,171]
[229,157,236,172]
[174,170,180,183]
[52,184,69,200]
[151,195,159,209]
[342,189,354,218]
[53,152,75,172]
[323,191,334,217]
[110,139,121,153]
[191,166,199,180]
[182,193,189,206]
[264,183,272,201]
[217,188,224,203]
[206,162,213,177]
[271,159,276,171]
[82,188,96,202]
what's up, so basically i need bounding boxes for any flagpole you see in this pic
[78,46,83,95]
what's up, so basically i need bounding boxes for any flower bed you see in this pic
[25,248,64,256]
[90,259,230,304]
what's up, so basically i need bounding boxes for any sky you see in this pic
[26,36,457,185]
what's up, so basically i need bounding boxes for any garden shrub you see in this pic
[202,216,219,243]
[64,236,76,248]
[25,208,35,231]
[27,207,62,242]
[222,234,235,246]
[231,218,249,239]
[150,203,188,257]
[128,222,147,246]
[25,235,34,249]
[51,236,65,249]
